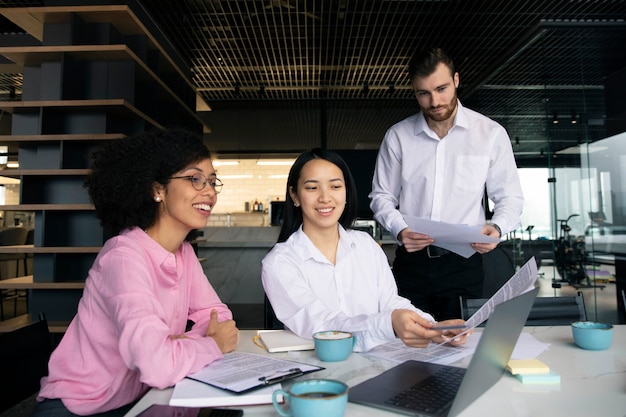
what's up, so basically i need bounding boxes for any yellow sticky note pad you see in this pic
[506,359,550,375]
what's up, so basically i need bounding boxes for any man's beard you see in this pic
[423,92,457,122]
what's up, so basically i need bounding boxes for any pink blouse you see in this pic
[38,227,231,415]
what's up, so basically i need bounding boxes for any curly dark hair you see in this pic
[84,129,211,237]
[277,148,358,243]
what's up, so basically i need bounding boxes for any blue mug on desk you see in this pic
[272,379,348,417]
[313,331,355,362]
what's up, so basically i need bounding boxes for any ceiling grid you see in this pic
[0,0,624,158]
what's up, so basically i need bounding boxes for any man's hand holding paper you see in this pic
[471,224,502,254]
[402,214,500,258]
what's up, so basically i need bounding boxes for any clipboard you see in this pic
[186,351,324,394]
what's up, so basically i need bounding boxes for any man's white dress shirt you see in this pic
[369,100,524,243]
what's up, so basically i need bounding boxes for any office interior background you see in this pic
[0,1,625,329]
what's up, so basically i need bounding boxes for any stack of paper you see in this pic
[170,378,281,407]
[506,359,560,384]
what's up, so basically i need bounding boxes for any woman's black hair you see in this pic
[277,148,358,243]
[84,129,211,237]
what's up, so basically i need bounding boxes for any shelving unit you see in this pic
[0,4,207,329]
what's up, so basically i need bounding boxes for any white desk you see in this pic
[126,325,626,417]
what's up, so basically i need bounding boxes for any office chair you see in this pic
[0,227,30,320]
[0,315,53,413]
[460,291,587,326]
[24,227,35,275]
[481,246,516,298]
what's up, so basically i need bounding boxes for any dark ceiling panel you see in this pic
[1,0,625,162]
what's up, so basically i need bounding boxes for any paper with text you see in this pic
[186,351,322,393]
[464,257,538,329]
[365,339,474,365]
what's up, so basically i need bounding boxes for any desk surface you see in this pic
[126,326,626,417]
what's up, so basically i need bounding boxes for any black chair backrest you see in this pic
[481,246,515,298]
[0,227,29,246]
[460,291,586,326]
[526,292,587,326]
[25,228,35,245]
[0,317,53,413]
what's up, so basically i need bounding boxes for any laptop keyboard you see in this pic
[384,366,466,415]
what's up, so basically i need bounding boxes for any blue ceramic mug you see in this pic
[313,331,355,362]
[571,321,614,350]
[272,379,348,417]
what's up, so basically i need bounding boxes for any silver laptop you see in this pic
[349,287,539,417]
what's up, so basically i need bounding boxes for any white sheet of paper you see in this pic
[403,215,500,258]
[463,258,538,329]
[365,339,473,365]
[170,378,280,407]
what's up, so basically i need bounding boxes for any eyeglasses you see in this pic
[170,173,223,194]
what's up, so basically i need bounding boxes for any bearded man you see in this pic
[369,47,524,320]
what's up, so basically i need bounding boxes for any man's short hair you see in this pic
[408,47,455,81]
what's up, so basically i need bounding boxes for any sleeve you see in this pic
[369,131,410,242]
[262,249,330,340]
[101,247,225,389]
[183,245,233,338]
[350,237,435,351]
[486,125,524,234]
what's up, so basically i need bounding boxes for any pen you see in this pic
[431,324,467,330]
[258,368,303,385]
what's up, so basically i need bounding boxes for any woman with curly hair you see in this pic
[33,129,239,417]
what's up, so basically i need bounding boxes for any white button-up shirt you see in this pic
[369,100,524,242]
[262,225,434,352]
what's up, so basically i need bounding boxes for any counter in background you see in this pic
[205,212,269,227]
[197,227,279,305]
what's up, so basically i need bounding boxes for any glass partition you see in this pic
[515,26,626,324]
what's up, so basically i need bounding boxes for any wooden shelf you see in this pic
[0,276,85,289]
[0,99,164,130]
[0,133,125,143]
[0,169,90,177]
[0,245,101,254]
[0,204,94,211]
[0,4,208,324]
[0,5,149,42]
[0,314,70,334]
[0,44,204,125]
[0,5,195,91]
[0,44,140,65]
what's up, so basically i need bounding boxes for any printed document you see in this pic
[365,338,474,365]
[186,351,322,393]
[464,257,538,328]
